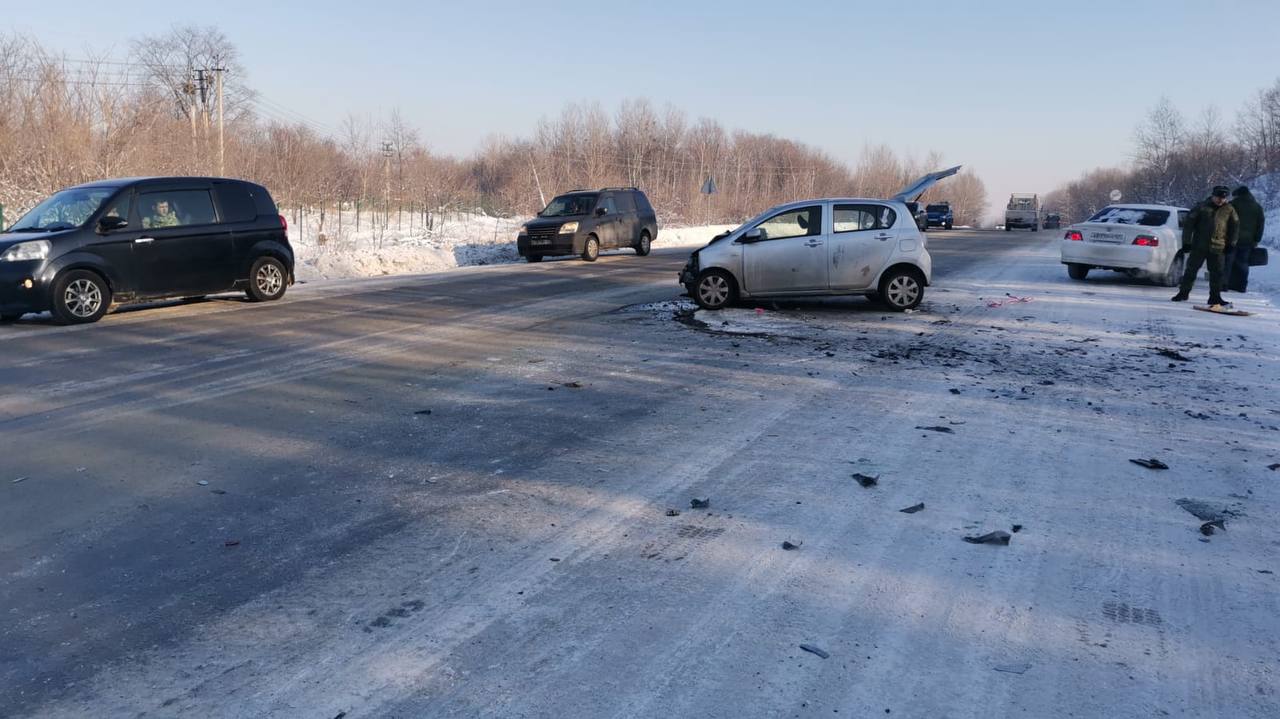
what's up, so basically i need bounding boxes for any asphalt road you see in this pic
[0,228,1076,716]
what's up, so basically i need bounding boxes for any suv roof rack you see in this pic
[600,186,640,192]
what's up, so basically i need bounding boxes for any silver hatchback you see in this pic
[678,168,958,312]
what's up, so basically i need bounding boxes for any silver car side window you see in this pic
[833,204,895,233]
[755,206,822,241]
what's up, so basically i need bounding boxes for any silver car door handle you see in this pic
[134,237,155,244]
[804,240,823,247]
[876,234,892,241]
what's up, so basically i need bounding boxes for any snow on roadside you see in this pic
[289,209,735,282]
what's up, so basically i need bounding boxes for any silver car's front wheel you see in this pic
[880,269,923,311]
[694,271,734,310]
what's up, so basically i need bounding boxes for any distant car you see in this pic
[925,202,953,229]
[0,177,293,325]
[517,187,658,262]
[1043,213,1062,230]
[904,201,928,231]
[1060,204,1189,286]
[677,168,960,313]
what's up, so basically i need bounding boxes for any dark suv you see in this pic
[0,177,293,324]
[517,187,659,262]
[925,202,953,229]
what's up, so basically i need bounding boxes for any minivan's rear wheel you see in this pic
[246,256,288,302]
[635,232,651,256]
[879,268,923,311]
[1067,263,1089,280]
[694,270,735,310]
[51,269,111,325]
[525,254,544,263]
[581,236,600,262]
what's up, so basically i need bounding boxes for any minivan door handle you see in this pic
[804,239,823,248]
[875,233,892,241]
[134,237,155,244]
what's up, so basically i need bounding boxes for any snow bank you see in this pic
[289,209,735,281]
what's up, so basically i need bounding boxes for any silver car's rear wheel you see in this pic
[694,270,735,310]
[880,268,923,311]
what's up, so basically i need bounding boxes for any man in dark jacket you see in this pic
[1172,185,1239,307]
[1226,186,1265,292]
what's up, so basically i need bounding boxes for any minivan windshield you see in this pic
[539,194,597,218]
[1086,207,1170,226]
[7,187,117,232]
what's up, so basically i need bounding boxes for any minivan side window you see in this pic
[140,190,217,229]
[635,192,653,213]
[614,193,636,213]
[834,204,896,233]
[600,196,619,215]
[756,206,822,241]
[100,191,134,229]
[214,183,258,223]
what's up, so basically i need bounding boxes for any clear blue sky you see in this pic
[10,0,1280,216]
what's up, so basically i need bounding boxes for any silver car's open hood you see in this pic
[892,166,962,203]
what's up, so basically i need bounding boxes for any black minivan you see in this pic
[517,187,659,262]
[0,177,294,324]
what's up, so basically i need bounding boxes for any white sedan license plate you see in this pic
[1090,232,1123,243]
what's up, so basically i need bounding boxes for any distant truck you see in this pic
[925,202,953,230]
[1005,193,1040,231]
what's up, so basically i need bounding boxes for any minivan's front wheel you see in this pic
[525,254,543,263]
[693,270,736,310]
[581,236,600,262]
[51,269,111,325]
[635,232,651,256]
[246,256,288,302]
[879,268,923,311]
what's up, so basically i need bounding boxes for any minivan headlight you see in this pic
[558,222,578,235]
[0,240,51,262]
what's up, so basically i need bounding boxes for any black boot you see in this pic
[1171,292,1189,302]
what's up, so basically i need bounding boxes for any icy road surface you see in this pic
[2,230,1277,718]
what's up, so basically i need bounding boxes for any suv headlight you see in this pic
[0,240,51,262]
[558,222,578,235]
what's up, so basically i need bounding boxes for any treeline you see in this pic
[1045,80,1280,222]
[0,28,987,235]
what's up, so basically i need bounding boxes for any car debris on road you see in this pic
[1130,458,1170,470]
[963,531,1012,546]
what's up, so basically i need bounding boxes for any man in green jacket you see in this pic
[1172,185,1238,307]
[1226,186,1265,292]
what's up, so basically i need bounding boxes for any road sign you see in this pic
[1109,189,1122,202]
[701,176,717,195]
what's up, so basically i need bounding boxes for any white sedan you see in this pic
[1060,204,1189,286]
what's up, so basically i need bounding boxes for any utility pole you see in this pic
[213,67,226,176]
[381,141,393,237]
[185,74,198,156]
[196,69,210,135]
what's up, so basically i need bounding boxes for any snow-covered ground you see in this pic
[289,209,733,281]
[19,229,1279,718]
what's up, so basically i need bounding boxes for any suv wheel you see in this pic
[694,270,736,310]
[581,235,600,262]
[51,269,111,325]
[945,222,952,230]
[1067,263,1089,280]
[246,256,288,302]
[526,254,544,263]
[879,267,924,311]
[635,232,651,256]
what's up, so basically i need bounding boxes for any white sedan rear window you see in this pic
[1087,207,1170,226]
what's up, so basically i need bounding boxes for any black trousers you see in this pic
[1223,244,1253,292]
[1178,246,1224,303]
